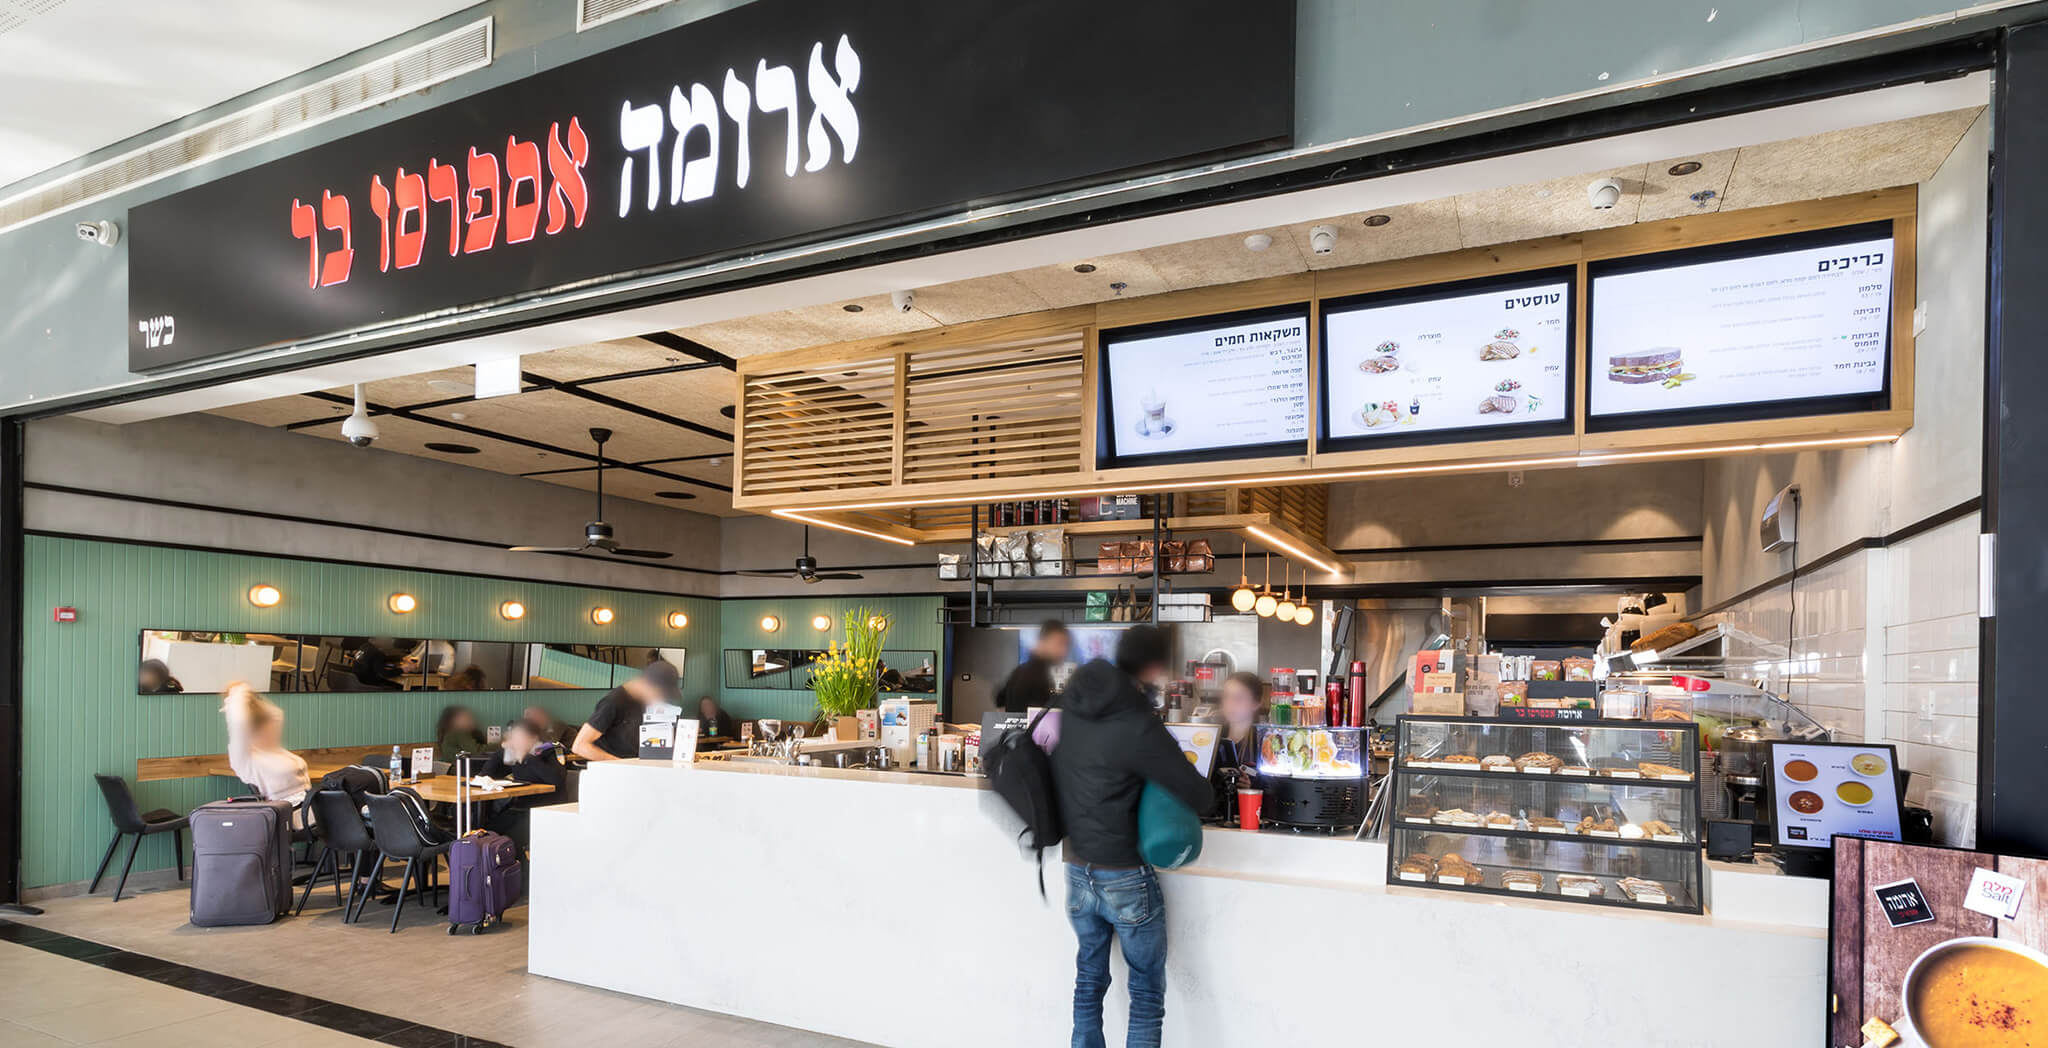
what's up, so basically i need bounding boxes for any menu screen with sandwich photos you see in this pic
[1830,837,2048,1048]
[1317,268,1574,452]
[1588,221,1894,430]
[1096,303,1311,469]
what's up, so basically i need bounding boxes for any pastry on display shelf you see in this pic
[1435,854,1483,885]
[1482,811,1516,828]
[1395,854,1438,880]
[1514,751,1563,772]
[1557,875,1606,897]
[1639,819,1678,839]
[1636,761,1691,779]
[1440,754,1481,766]
[1431,808,1483,827]
[1528,815,1567,833]
[1499,869,1544,892]
[1576,816,1619,835]
[1618,877,1670,903]
[1479,754,1516,772]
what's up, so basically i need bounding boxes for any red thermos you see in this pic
[1346,660,1367,728]
[1324,681,1344,729]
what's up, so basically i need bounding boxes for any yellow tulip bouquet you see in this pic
[810,606,890,720]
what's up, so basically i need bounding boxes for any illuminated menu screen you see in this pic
[1096,304,1311,468]
[1588,222,1893,429]
[1318,269,1574,450]
[1768,741,1903,850]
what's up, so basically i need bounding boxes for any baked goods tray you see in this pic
[1391,818,1698,851]
[1394,763,1697,787]
[1388,856,1701,914]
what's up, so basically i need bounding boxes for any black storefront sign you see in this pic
[126,0,1295,371]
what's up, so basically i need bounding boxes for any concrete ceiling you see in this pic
[200,105,1983,518]
[0,0,480,191]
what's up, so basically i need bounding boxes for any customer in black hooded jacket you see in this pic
[1048,625,1211,1048]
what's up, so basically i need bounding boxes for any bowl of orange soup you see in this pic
[1903,937,2048,1047]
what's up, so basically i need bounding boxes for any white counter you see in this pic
[531,760,1828,1048]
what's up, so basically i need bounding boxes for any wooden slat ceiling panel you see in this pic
[900,333,1085,488]
[739,358,901,494]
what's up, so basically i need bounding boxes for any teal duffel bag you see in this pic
[1137,781,1204,869]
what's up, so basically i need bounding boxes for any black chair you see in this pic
[89,774,188,902]
[362,793,451,933]
[296,790,378,921]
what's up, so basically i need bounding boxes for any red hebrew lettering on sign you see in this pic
[394,168,426,270]
[545,117,590,234]
[464,147,500,253]
[289,198,319,289]
[427,159,461,257]
[505,135,542,244]
[369,176,392,272]
[318,190,353,286]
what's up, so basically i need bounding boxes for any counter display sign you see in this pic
[1318,268,1574,451]
[1095,304,1311,468]
[1588,221,1894,430]
[126,0,1295,371]
[1831,837,2048,1048]
[1768,740,1903,850]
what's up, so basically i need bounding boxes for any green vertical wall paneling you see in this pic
[21,536,717,889]
[715,596,943,722]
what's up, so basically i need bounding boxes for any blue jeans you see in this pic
[1065,863,1167,1048]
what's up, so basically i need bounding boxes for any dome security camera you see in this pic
[1586,178,1623,210]
[1308,224,1338,256]
[890,289,915,313]
[341,383,378,448]
[75,220,119,247]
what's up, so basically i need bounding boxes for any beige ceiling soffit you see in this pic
[0,17,494,235]
[576,0,678,33]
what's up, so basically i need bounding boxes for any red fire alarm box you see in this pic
[52,607,77,623]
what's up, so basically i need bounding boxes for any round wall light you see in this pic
[760,615,781,633]
[388,592,417,614]
[499,600,526,621]
[812,614,833,631]
[591,607,615,626]
[666,611,689,630]
[247,584,282,608]
[867,614,890,631]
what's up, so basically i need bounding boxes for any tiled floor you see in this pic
[0,939,382,1047]
[12,882,876,1047]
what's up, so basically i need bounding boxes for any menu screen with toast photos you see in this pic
[1096,303,1311,468]
[1588,221,1894,430]
[1831,837,2048,1048]
[1317,268,1574,451]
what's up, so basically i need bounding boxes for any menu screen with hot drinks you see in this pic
[1588,221,1894,429]
[1096,304,1311,468]
[1317,268,1574,451]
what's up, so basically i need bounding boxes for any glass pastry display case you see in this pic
[1254,725,1367,831]
[1387,714,1704,913]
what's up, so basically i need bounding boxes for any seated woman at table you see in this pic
[221,681,310,810]
[480,718,568,855]
[523,705,579,748]
[696,695,738,742]
[435,704,487,763]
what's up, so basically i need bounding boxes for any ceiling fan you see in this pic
[509,427,672,559]
[735,526,863,582]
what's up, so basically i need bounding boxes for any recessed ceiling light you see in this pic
[1667,160,1704,176]
[1243,233,1273,252]
[427,378,469,395]
[1109,281,1128,295]
[425,442,480,454]
[448,411,467,421]
[1363,214,1392,227]
[719,405,735,418]
[1535,189,1553,199]
[842,303,864,313]
[1072,263,1097,273]
[842,371,858,377]
[655,491,697,500]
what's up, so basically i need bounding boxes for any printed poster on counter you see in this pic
[1769,740,1903,850]
[1097,304,1310,467]
[1319,270,1572,449]
[1830,836,2048,1048]
[1589,222,1893,426]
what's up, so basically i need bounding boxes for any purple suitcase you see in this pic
[447,756,524,934]
[189,797,294,926]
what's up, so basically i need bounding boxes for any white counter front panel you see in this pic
[532,761,1825,1048]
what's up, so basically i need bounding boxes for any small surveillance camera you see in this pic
[1586,178,1623,210]
[341,413,379,448]
[75,220,119,247]
[1308,224,1338,256]
[890,289,915,314]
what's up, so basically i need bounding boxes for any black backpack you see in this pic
[317,765,388,807]
[983,703,1063,895]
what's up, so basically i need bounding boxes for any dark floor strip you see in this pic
[0,919,512,1047]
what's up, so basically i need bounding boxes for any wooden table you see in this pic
[390,777,554,804]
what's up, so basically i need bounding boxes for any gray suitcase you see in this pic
[189,797,294,926]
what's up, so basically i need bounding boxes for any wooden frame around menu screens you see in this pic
[729,188,1916,512]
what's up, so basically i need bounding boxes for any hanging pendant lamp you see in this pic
[1275,563,1298,622]
[1254,553,1279,618]
[1230,541,1257,612]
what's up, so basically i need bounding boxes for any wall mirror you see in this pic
[138,630,683,695]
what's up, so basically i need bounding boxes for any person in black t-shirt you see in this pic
[996,619,1070,714]
[572,660,680,760]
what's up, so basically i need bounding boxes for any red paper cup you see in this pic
[1237,787,1263,831]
